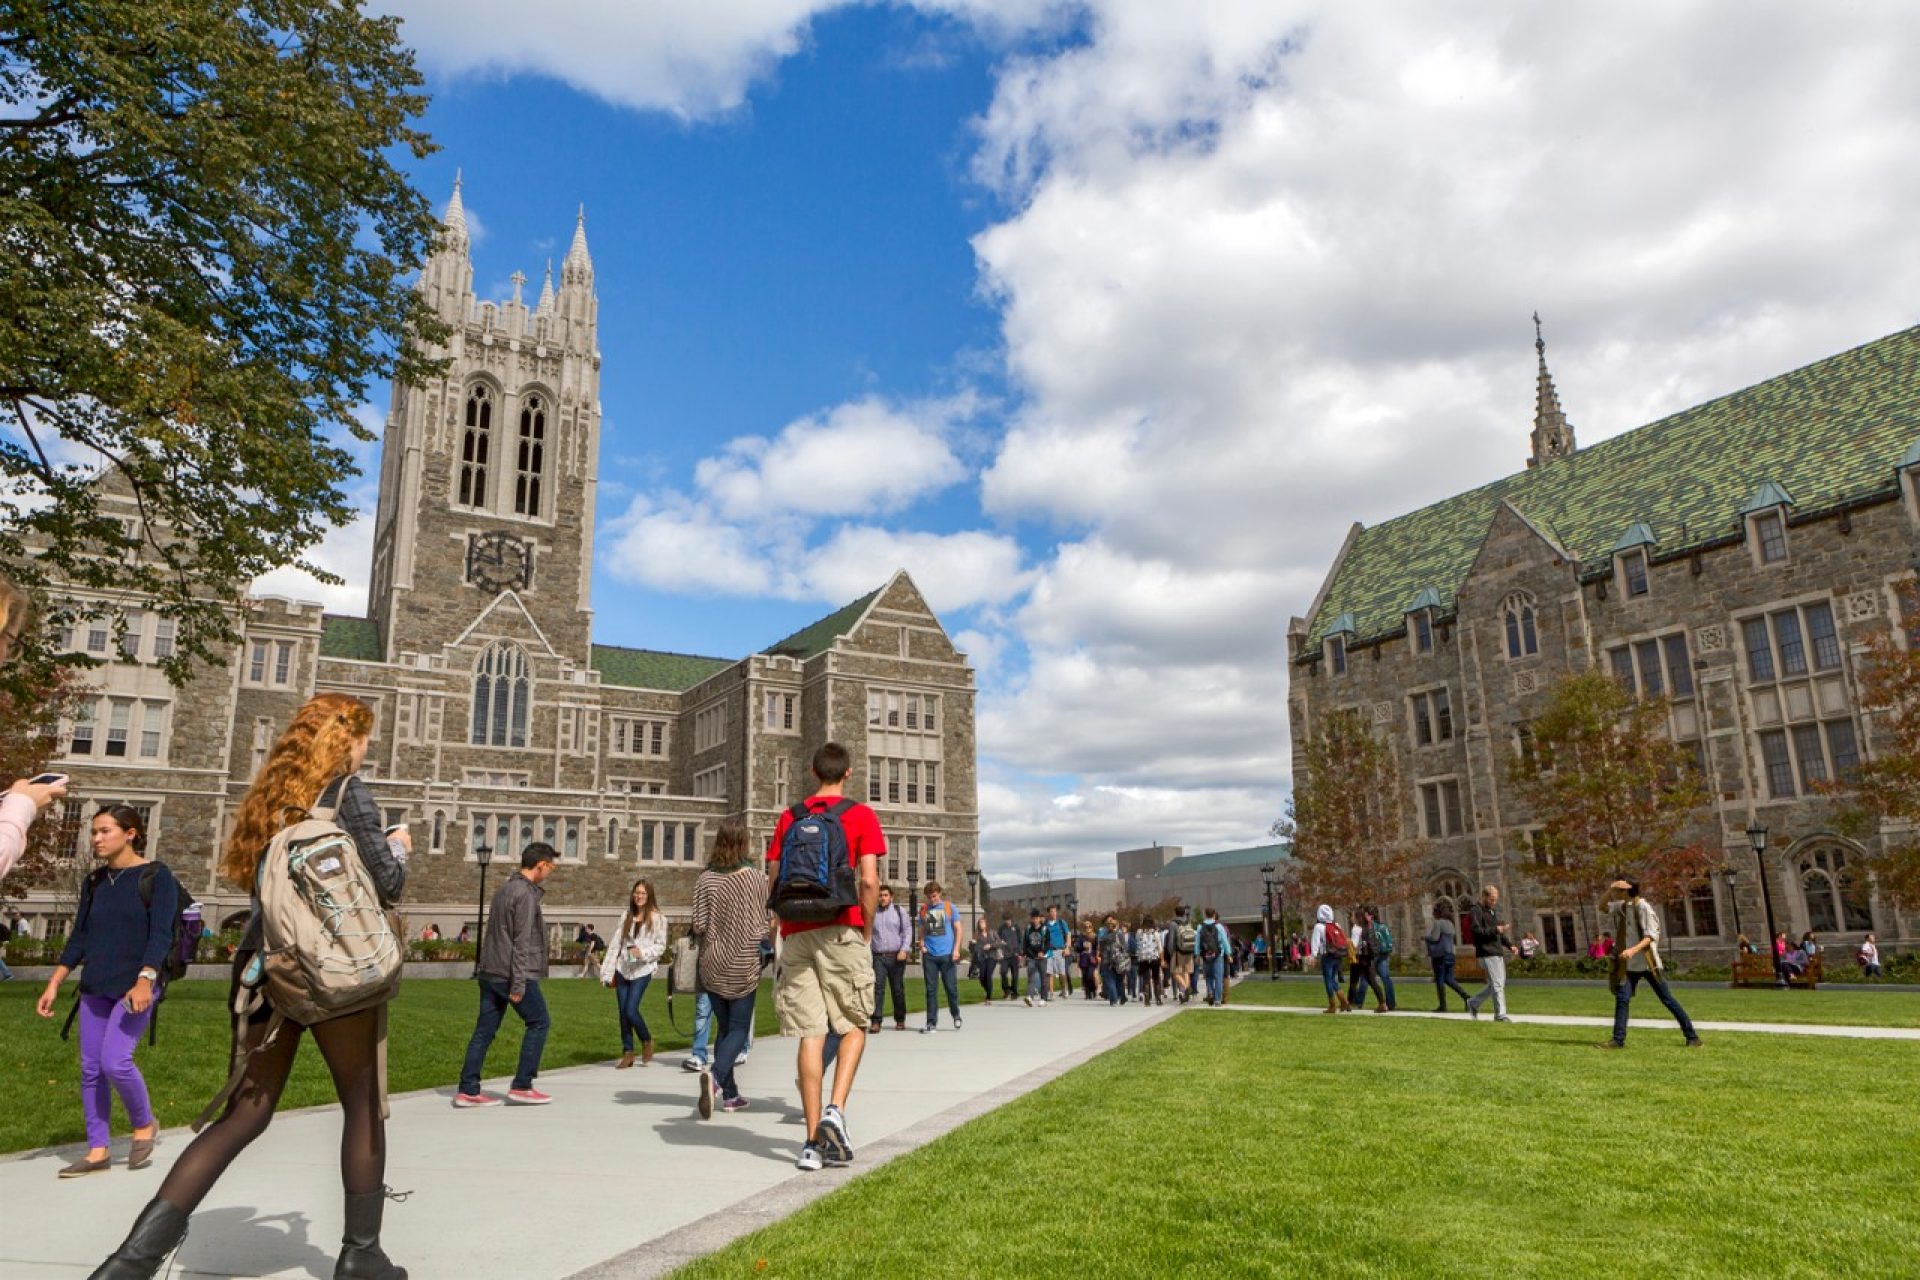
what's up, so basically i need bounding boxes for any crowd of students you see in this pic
[959,904,1241,1010]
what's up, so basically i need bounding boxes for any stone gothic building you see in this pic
[1290,323,1920,959]
[23,179,978,939]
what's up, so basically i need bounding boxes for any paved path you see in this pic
[1,996,1172,1280]
[1219,1003,1920,1039]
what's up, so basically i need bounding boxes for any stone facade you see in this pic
[19,180,979,943]
[1290,327,1920,959]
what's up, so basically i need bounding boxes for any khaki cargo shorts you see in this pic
[1171,951,1195,977]
[776,924,875,1038]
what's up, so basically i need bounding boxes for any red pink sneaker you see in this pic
[452,1092,501,1108]
[506,1088,553,1106]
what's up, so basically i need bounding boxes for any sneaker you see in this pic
[796,1144,825,1172]
[815,1105,854,1165]
[681,1057,707,1073]
[1493,1015,1513,1024]
[1467,1001,1480,1020]
[1685,1037,1704,1049]
[920,1023,939,1034]
[735,1052,750,1066]
[954,1016,963,1031]
[722,1096,750,1113]
[1595,1040,1625,1050]
[1022,995,1033,1007]
[452,1092,501,1108]
[506,1088,553,1105]
[697,1071,714,1120]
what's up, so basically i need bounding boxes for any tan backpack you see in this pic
[195,779,404,1130]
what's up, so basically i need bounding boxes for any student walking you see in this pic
[1464,885,1515,1023]
[1074,920,1098,999]
[1196,907,1230,1007]
[1135,918,1165,1006]
[996,914,1023,1000]
[1311,904,1351,1014]
[35,805,178,1178]
[691,818,771,1116]
[1597,880,1701,1050]
[456,843,560,1107]
[1045,905,1071,999]
[1424,902,1472,1011]
[969,917,999,1005]
[600,878,666,1068]
[576,923,604,979]
[87,693,410,1280]
[1859,933,1884,978]
[918,881,963,1032]
[768,743,885,1173]
[867,885,912,1032]
[1022,908,1050,1005]
[1168,909,1197,1004]
[1097,915,1127,1005]
[1350,908,1391,1013]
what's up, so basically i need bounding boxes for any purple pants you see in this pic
[79,992,154,1149]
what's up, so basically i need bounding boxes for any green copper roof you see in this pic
[1901,437,1920,469]
[1611,521,1657,552]
[1153,843,1291,877]
[319,615,381,662]
[762,586,882,659]
[1406,586,1443,612]
[591,645,735,692]
[1739,479,1795,515]
[1308,326,1920,648]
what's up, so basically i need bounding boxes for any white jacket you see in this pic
[599,912,668,982]
[0,792,31,882]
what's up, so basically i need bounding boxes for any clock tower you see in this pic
[367,176,602,665]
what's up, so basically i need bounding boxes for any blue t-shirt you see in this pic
[59,862,180,999]
[921,901,959,958]
[1045,918,1069,952]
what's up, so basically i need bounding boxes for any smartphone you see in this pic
[28,773,68,786]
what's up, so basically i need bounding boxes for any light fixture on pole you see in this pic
[1746,821,1780,979]
[1260,863,1278,980]
[1719,865,1742,945]
[472,839,495,977]
[965,866,981,938]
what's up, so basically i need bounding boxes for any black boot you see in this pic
[336,1192,407,1280]
[89,1198,189,1280]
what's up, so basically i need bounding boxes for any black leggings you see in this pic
[158,968,385,1212]
[1349,956,1387,1007]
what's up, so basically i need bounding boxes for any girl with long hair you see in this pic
[89,693,411,1280]
[689,817,769,1118]
[34,806,178,1178]
[600,878,666,1067]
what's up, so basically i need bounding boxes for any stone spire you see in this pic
[536,258,555,312]
[562,205,592,283]
[442,169,469,248]
[1527,311,1576,469]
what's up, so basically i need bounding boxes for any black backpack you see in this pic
[768,800,860,923]
[1199,921,1224,960]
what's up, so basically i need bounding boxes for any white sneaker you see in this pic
[954,1016,963,1031]
[920,1023,939,1034]
[796,1144,824,1172]
[816,1105,854,1165]
[735,1052,750,1066]
[1022,995,1033,1007]
[682,1056,707,1072]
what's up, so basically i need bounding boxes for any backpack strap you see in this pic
[194,980,285,1132]
[312,775,352,824]
[825,798,856,817]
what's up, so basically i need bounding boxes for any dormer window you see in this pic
[1405,588,1442,657]
[1502,593,1539,659]
[1413,611,1433,654]
[1753,511,1787,564]
[1621,549,1649,596]
[1740,480,1793,568]
[1327,635,1347,675]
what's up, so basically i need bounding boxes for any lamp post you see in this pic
[1719,866,1743,945]
[908,884,920,960]
[1068,896,1079,929]
[471,839,494,977]
[965,866,981,939]
[1747,821,1780,971]
[1260,863,1278,980]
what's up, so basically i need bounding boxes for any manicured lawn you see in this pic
[0,970,990,1155]
[674,1012,1920,1279]
[1224,972,1920,1027]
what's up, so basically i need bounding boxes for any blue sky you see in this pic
[257,2,1920,878]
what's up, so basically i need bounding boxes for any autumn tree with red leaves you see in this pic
[0,663,92,904]
[1275,709,1425,912]
[1819,587,1920,912]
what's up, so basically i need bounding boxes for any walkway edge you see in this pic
[565,1005,1181,1280]
[1214,1004,1920,1038]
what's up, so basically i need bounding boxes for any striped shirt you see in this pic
[691,865,770,999]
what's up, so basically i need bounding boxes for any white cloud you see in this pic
[696,394,973,521]
[600,495,777,596]
[977,771,1279,881]
[796,525,1029,612]
[251,407,386,614]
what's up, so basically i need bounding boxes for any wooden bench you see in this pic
[1732,952,1823,989]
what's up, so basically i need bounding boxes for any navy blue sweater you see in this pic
[59,862,180,998]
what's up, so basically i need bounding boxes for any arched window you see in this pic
[1430,874,1474,939]
[1798,845,1872,933]
[1503,593,1539,659]
[459,385,494,509]
[515,393,546,517]
[470,641,530,747]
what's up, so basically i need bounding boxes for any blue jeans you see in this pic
[710,990,757,1101]
[1027,956,1047,998]
[614,973,653,1052]
[1430,954,1471,1007]
[1375,955,1397,1009]
[1320,952,1342,998]
[690,988,754,1063]
[1611,969,1697,1044]
[1101,963,1123,1004]
[1203,956,1226,1004]
[461,977,550,1094]
[922,953,960,1025]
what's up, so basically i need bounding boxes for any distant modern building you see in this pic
[1290,320,1920,958]
[17,178,979,941]
[993,842,1288,934]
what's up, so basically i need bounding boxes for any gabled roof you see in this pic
[1405,586,1443,612]
[1611,521,1657,553]
[319,615,381,662]
[1307,325,1920,647]
[1152,843,1290,877]
[591,645,734,692]
[1739,479,1794,515]
[762,585,884,659]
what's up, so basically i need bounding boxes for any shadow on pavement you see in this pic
[174,1207,335,1280]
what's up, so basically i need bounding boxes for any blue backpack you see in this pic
[768,800,860,924]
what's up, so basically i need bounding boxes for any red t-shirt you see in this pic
[765,794,886,938]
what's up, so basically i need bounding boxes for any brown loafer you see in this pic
[59,1154,110,1179]
[128,1137,155,1170]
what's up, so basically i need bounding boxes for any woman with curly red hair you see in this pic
[91,692,412,1280]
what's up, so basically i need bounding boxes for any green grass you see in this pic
[1225,972,1920,1026]
[674,1012,1920,1280]
[0,969,991,1154]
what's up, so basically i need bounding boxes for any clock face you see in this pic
[466,532,532,593]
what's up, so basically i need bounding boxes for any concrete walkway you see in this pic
[1219,1003,1920,1039]
[1,996,1172,1280]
